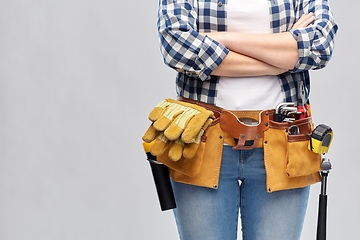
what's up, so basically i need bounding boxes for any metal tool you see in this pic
[274,81,310,122]
[317,158,332,240]
[274,102,297,122]
[309,124,333,239]
[288,125,300,135]
[278,92,333,239]
[280,106,298,116]
[297,81,310,119]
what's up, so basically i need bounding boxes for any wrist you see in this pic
[206,32,228,46]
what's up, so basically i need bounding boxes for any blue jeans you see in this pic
[171,146,310,240]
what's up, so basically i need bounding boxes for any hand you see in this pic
[292,13,315,29]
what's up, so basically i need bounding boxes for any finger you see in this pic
[293,14,309,28]
[183,143,199,159]
[302,16,315,27]
[150,133,170,156]
[164,113,193,141]
[293,14,307,28]
[300,13,315,28]
[181,112,210,143]
[142,123,159,142]
[299,13,315,27]
[149,99,169,121]
[168,139,185,162]
[293,13,315,28]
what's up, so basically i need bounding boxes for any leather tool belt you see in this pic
[178,97,272,150]
[177,97,313,149]
[157,97,321,191]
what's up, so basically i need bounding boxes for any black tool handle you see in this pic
[147,153,176,211]
[316,194,327,240]
[273,113,285,122]
[317,170,329,240]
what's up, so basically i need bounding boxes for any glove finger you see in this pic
[165,107,200,140]
[150,133,170,156]
[164,114,194,141]
[168,138,185,162]
[142,123,158,143]
[183,128,205,159]
[153,112,181,131]
[153,102,187,131]
[202,118,213,129]
[183,143,199,159]
[149,99,169,122]
[182,113,212,143]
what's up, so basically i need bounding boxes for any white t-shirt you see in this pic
[216,0,284,110]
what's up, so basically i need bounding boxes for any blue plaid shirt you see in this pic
[157,0,338,106]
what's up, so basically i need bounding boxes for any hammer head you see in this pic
[321,158,332,171]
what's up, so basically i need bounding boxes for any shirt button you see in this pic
[218,2,223,7]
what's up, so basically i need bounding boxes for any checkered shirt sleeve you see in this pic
[157,0,229,81]
[289,0,338,72]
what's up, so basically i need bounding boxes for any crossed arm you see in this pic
[208,13,315,77]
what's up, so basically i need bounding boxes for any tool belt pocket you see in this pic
[157,130,207,178]
[157,121,224,189]
[286,133,322,178]
[142,98,225,188]
[264,116,322,192]
[142,98,217,177]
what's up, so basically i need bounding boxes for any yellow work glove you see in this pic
[142,99,214,143]
[142,99,214,161]
[183,118,212,159]
[149,132,170,157]
[149,132,184,162]
[149,119,210,161]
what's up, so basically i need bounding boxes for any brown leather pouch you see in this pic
[219,110,270,150]
[157,120,224,189]
[264,117,321,192]
[286,134,322,177]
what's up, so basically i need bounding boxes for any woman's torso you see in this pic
[216,0,284,110]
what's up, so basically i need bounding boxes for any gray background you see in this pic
[0,0,357,239]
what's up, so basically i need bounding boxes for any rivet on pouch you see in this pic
[213,185,217,188]
[219,136,223,139]
[264,140,267,144]
[240,135,245,139]
[265,123,269,127]
[256,134,259,139]
[222,111,226,115]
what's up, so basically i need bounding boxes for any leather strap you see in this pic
[176,97,312,149]
[177,97,273,149]
[220,110,271,150]
[177,96,223,118]
[269,117,312,134]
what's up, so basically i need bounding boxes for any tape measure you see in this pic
[308,124,333,154]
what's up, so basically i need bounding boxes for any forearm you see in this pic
[208,32,299,70]
[211,50,287,77]
[206,13,317,70]
[158,0,229,81]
